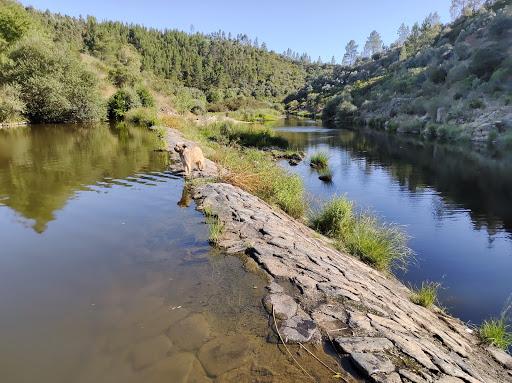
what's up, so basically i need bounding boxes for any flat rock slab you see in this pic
[487,346,512,369]
[129,335,174,370]
[350,352,395,375]
[139,352,196,383]
[164,128,512,383]
[262,293,298,320]
[335,337,394,353]
[280,314,318,343]
[166,313,211,351]
[197,335,251,377]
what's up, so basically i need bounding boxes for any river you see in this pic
[274,119,512,327]
[0,123,340,383]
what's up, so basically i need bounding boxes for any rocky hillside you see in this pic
[285,0,512,145]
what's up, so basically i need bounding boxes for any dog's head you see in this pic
[173,143,187,154]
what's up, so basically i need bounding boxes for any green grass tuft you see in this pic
[203,206,224,245]
[318,167,333,182]
[479,319,512,350]
[311,196,412,272]
[410,282,440,308]
[310,151,329,168]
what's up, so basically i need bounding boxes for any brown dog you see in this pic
[174,143,205,176]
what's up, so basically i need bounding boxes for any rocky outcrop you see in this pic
[165,128,511,383]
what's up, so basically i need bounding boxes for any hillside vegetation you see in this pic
[0,0,314,124]
[286,0,512,145]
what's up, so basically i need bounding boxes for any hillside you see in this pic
[285,0,512,145]
[0,0,318,124]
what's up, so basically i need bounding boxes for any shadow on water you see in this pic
[275,119,512,325]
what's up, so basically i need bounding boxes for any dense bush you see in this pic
[136,86,155,107]
[3,35,105,123]
[0,84,25,122]
[107,88,141,120]
[488,15,512,37]
[124,107,158,127]
[469,46,506,80]
[429,67,448,84]
[0,1,31,49]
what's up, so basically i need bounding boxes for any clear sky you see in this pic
[20,0,451,62]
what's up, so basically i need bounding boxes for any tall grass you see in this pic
[168,117,305,218]
[214,148,305,218]
[311,196,411,272]
[310,151,329,168]
[202,121,288,149]
[203,206,224,245]
[479,319,512,350]
[410,282,440,308]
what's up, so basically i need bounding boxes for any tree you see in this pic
[450,0,484,19]
[3,35,104,123]
[423,12,441,28]
[342,40,358,66]
[330,56,336,65]
[396,23,410,45]
[0,1,31,51]
[363,31,383,58]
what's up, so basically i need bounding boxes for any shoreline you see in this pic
[164,126,512,383]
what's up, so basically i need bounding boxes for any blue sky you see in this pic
[20,0,451,62]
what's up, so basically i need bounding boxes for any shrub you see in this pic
[469,47,506,80]
[310,151,329,168]
[107,88,141,120]
[479,319,512,350]
[0,84,25,123]
[410,282,439,308]
[136,86,155,107]
[0,1,31,47]
[468,98,485,109]
[488,15,512,38]
[429,67,447,84]
[4,35,105,123]
[446,62,468,85]
[124,107,158,127]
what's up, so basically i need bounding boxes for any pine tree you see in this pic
[396,23,410,46]
[363,31,383,58]
[342,40,358,66]
[450,0,484,19]
[330,56,336,65]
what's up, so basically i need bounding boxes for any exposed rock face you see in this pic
[165,128,511,383]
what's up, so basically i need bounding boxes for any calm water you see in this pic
[0,124,340,383]
[275,121,512,326]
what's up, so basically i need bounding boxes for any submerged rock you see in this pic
[197,335,250,377]
[166,313,211,351]
[130,335,174,370]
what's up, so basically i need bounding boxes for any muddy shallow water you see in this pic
[0,124,341,383]
[274,120,512,326]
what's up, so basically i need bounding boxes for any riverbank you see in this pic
[164,125,512,382]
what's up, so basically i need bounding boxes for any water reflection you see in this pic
[0,123,342,383]
[276,121,512,324]
[0,123,167,232]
